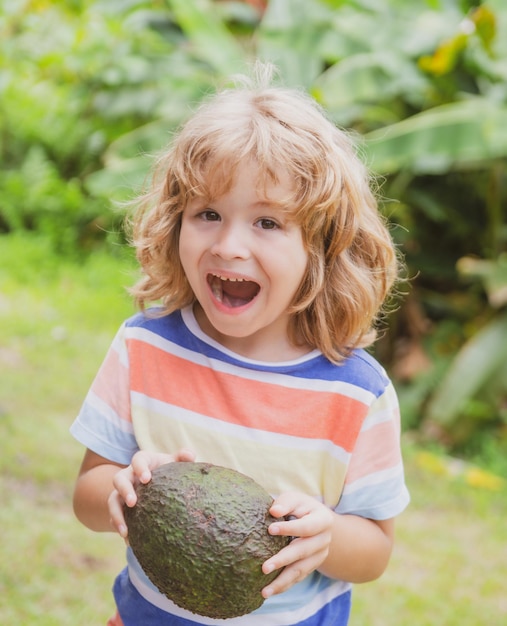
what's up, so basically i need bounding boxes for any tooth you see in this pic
[211,277,223,302]
[218,276,245,282]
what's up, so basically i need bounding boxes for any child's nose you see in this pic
[210,224,250,260]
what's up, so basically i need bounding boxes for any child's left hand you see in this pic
[261,492,335,598]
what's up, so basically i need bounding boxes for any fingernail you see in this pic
[263,587,273,599]
[264,563,275,575]
[126,493,136,506]
[118,524,127,537]
[270,524,280,535]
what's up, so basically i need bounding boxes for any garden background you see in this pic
[1,0,506,624]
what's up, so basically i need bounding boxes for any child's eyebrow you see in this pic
[252,199,289,211]
[252,200,277,209]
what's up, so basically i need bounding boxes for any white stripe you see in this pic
[111,324,130,367]
[342,462,404,495]
[86,390,134,434]
[131,392,351,464]
[361,405,394,430]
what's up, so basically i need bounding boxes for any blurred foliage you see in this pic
[1,0,506,460]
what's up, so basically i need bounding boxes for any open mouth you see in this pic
[207,273,260,308]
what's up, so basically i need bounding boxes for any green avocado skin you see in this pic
[124,462,291,619]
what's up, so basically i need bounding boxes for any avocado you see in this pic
[124,462,291,619]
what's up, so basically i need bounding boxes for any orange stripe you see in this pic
[91,346,131,423]
[345,420,402,483]
[128,339,367,451]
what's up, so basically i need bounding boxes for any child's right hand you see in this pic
[108,448,196,539]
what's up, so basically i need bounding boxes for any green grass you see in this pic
[0,234,134,624]
[352,444,507,625]
[1,233,506,625]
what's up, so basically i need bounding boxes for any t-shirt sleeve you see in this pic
[336,380,410,520]
[70,323,139,465]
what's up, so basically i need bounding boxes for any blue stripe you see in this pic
[124,309,388,394]
[70,406,138,465]
[337,477,410,520]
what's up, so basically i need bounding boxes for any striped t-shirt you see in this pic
[71,306,409,626]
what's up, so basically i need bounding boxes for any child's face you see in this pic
[179,161,309,361]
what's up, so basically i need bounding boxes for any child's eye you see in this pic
[200,210,220,222]
[256,218,279,230]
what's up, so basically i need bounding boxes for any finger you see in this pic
[262,564,306,598]
[268,517,298,544]
[271,503,333,540]
[131,451,157,484]
[263,534,326,577]
[108,490,129,538]
[269,498,298,520]
[269,491,316,520]
[262,548,328,598]
[270,515,327,541]
[112,466,138,506]
[130,450,195,481]
[262,563,303,598]
[175,448,196,462]
[262,537,307,580]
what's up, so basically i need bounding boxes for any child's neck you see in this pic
[193,305,313,363]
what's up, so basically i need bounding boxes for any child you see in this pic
[71,62,409,626]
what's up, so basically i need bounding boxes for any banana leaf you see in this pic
[257,0,331,87]
[315,50,429,112]
[364,99,507,175]
[425,314,507,427]
[167,0,246,75]
[457,254,507,309]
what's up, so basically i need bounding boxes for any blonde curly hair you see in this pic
[129,63,400,363]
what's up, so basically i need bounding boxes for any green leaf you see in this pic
[85,154,152,201]
[364,99,507,174]
[425,314,507,427]
[167,0,246,75]
[457,254,507,308]
[257,0,331,87]
[315,51,428,112]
